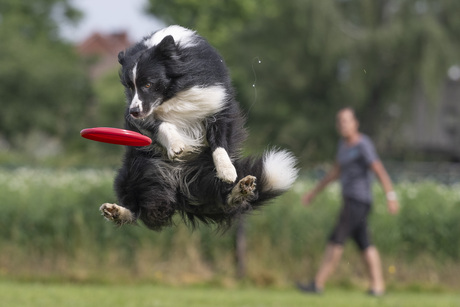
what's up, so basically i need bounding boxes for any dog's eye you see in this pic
[144,83,152,89]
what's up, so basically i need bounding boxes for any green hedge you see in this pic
[0,168,459,284]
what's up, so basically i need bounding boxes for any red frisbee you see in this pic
[80,127,152,146]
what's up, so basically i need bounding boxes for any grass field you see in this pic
[1,281,459,307]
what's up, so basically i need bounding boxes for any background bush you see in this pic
[0,167,459,288]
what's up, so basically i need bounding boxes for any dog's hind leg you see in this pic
[106,149,179,230]
[100,203,136,226]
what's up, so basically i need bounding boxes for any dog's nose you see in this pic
[129,107,140,118]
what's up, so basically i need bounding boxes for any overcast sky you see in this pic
[60,0,165,42]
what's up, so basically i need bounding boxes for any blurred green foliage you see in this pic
[1,0,460,165]
[92,69,126,128]
[1,168,459,286]
[0,0,92,147]
[148,0,460,162]
[1,0,458,290]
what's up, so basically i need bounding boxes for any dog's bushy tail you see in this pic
[261,149,298,192]
[237,148,299,206]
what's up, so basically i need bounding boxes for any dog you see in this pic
[99,25,298,231]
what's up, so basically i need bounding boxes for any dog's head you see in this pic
[119,35,183,119]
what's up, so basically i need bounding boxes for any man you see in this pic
[298,107,399,296]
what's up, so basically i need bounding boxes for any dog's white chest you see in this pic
[154,85,227,151]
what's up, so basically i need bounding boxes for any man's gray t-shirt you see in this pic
[336,134,379,204]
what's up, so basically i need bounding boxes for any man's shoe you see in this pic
[296,281,322,294]
[367,289,385,297]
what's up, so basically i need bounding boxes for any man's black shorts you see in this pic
[329,197,372,251]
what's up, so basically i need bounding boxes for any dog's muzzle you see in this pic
[129,107,141,118]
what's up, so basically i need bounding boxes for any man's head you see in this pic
[336,107,359,139]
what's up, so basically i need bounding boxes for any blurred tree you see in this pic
[147,0,460,163]
[146,0,267,47]
[337,0,460,153]
[92,68,126,128]
[0,0,92,149]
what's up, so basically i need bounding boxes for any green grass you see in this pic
[1,281,459,307]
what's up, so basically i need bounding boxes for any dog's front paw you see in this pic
[167,142,186,160]
[100,203,118,221]
[212,147,237,183]
[99,203,134,225]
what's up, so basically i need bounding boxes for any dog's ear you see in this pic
[154,35,179,60]
[118,51,125,65]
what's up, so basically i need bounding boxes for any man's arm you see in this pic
[302,163,340,206]
[370,161,399,215]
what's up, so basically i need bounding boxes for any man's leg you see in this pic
[298,200,348,293]
[314,243,344,290]
[362,245,385,293]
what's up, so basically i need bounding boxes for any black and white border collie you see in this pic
[100,25,298,231]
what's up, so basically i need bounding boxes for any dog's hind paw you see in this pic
[227,175,257,206]
[99,203,135,225]
[239,175,257,195]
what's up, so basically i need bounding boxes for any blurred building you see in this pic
[404,79,460,162]
[77,31,131,79]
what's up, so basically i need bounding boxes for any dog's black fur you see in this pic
[100,26,298,231]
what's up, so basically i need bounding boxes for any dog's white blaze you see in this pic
[262,149,298,192]
[129,64,143,112]
[154,85,227,150]
[144,25,198,48]
[212,147,237,183]
[132,63,137,83]
[130,92,143,112]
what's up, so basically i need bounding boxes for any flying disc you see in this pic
[80,127,152,146]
